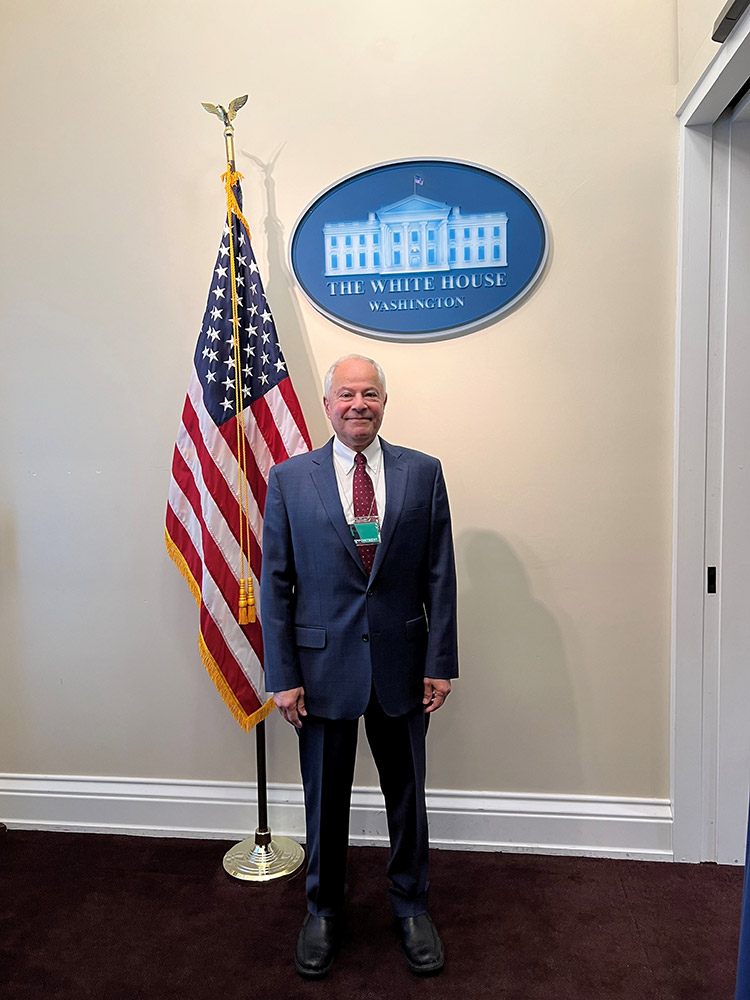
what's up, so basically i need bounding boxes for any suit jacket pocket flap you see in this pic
[405,615,428,640]
[295,626,327,649]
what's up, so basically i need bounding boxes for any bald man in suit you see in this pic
[261,355,458,978]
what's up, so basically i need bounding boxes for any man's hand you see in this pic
[274,687,307,728]
[423,678,451,714]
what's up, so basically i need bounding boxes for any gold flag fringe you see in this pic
[165,527,274,732]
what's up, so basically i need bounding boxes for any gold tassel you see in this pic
[223,166,255,631]
[238,578,249,625]
[245,576,257,624]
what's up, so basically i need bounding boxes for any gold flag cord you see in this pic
[223,166,256,625]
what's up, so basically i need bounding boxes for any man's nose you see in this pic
[351,394,368,410]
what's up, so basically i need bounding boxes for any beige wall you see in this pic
[1,2,680,799]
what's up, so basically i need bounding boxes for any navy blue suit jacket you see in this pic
[260,437,458,719]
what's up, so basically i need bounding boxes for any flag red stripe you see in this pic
[166,504,203,591]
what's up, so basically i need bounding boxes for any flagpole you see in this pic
[202,96,304,883]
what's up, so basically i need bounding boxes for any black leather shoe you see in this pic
[396,913,445,975]
[294,913,339,979]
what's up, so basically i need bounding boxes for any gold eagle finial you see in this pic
[201,95,248,126]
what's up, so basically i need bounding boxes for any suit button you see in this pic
[367,589,374,598]
[362,633,369,642]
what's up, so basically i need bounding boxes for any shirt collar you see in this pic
[332,435,382,473]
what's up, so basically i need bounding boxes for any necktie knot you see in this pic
[354,452,366,469]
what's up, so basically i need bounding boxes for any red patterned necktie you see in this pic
[353,452,378,573]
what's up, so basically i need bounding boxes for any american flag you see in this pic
[166,173,311,731]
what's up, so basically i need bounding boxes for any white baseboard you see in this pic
[0,774,673,861]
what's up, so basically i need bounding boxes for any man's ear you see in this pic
[323,395,331,419]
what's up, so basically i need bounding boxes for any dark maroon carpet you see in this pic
[0,830,743,999]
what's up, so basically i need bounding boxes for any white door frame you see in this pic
[672,9,750,863]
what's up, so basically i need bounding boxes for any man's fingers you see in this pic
[283,704,303,728]
[424,690,444,714]
[274,687,306,728]
[423,678,451,713]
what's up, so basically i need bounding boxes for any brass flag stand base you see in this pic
[220,717,305,882]
[223,827,304,882]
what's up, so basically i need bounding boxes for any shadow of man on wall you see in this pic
[454,530,582,793]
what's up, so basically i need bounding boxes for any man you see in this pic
[261,354,458,979]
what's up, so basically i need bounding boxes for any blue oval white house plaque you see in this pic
[289,158,548,341]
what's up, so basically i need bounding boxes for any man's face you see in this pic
[324,359,387,452]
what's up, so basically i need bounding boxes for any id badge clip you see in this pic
[351,517,381,546]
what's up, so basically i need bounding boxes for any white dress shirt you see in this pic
[332,435,387,526]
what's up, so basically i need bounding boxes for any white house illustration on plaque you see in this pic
[323,195,508,276]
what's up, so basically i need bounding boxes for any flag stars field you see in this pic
[183,190,307,428]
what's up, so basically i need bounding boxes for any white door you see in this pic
[703,91,750,864]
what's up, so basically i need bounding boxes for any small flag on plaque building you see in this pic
[166,170,311,731]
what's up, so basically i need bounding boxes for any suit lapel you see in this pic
[370,439,408,581]
[310,439,367,574]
